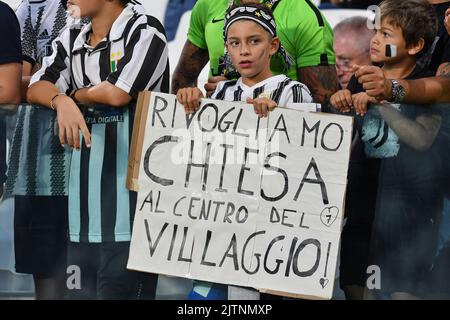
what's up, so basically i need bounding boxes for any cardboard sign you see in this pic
[127,92,352,300]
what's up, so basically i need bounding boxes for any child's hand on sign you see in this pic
[330,89,353,113]
[352,92,376,117]
[176,87,204,114]
[246,97,278,118]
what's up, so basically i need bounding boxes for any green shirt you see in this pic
[187,0,336,80]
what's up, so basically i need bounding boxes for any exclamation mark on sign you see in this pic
[319,242,332,289]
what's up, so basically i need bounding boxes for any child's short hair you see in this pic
[379,0,438,57]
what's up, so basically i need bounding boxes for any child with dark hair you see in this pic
[177,3,313,300]
[331,0,443,299]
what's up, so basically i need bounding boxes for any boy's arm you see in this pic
[375,104,442,151]
[75,23,169,107]
[171,40,209,94]
[72,81,132,107]
[354,64,450,104]
[27,80,91,150]
[298,65,339,105]
[0,63,21,104]
[27,31,90,150]
[171,0,210,94]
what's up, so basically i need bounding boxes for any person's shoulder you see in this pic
[128,4,166,37]
[275,0,323,15]
[0,1,18,20]
[191,0,226,18]
[275,0,330,28]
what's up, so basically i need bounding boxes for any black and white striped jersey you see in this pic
[29,3,170,243]
[211,74,313,107]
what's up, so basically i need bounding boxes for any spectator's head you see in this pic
[333,17,373,89]
[370,0,438,65]
[224,4,288,85]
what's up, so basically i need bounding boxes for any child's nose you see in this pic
[240,43,250,55]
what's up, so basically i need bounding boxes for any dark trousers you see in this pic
[66,241,158,300]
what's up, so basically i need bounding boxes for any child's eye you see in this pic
[249,38,261,45]
[229,41,239,47]
[383,32,390,38]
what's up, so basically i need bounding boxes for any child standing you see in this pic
[177,3,313,300]
[331,0,442,299]
[27,0,169,299]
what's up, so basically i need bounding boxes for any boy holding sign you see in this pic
[177,3,313,300]
[177,3,313,118]
[330,0,443,299]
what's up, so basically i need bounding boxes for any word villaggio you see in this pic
[142,219,328,278]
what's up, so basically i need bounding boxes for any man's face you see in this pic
[226,20,278,85]
[334,32,372,89]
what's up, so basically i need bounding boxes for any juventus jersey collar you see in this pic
[72,5,140,54]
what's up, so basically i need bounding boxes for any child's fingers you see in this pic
[186,89,195,113]
[193,90,202,112]
[336,93,349,111]
[354,95,367,116]
[344,90,353,107]
[177,90,190,114]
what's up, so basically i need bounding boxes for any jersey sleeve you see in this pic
[0,3,22,65]
[187,0,209,49]
[210,80,226,100]
[29,28,72,93]
[280,81,313,107]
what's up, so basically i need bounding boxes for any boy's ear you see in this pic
[270,37,280,56]
[407,38,425,56]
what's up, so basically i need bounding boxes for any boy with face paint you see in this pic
[331,0,444,300]
[177,4,312,118]
[177,3,312,300]
[330,0,438,116]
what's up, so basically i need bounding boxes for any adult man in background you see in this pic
[333,16,373,89]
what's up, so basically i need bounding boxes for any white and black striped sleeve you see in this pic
[210,81,227,100]
[107,17,169,99]
[29,28,72,93]
[279,81,313,106]
[16,0,36,65]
